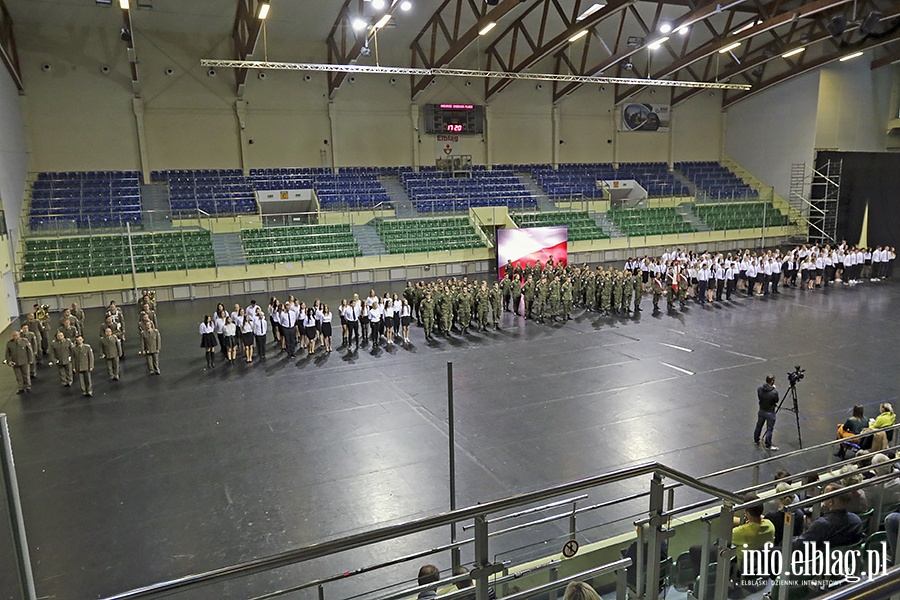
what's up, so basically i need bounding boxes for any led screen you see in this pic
[497,226,568,279]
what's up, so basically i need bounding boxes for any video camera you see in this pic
[787,365,805,386]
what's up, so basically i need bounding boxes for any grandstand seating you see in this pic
[607,207,696,236]
[152,169,258,217]
[693,202,791,230]
[374,217,485,253]
[29,171,142,230]
[513,211,610,241]
[240,224,361,264]
[675,161,757,200]
[533,163,690,200]
[399,169,536,213]
[20,230,215,281]
[313,173,391,210]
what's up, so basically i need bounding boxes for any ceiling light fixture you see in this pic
[659,22,672,33]
[352,18,367,31]
[677,26,689,36]
[648,36,669,50]
[576,3,606,21]
[859,11,882,36]
[568,30,589,43]
[373,14,392,29]
[400,0,412,10]
[119,0,129,9]
[781,47,805,58]
[478,22,497,36]
[718,42,741,54]
[257,2,270,19]
[839,51,864,62]
[371,0,385,9]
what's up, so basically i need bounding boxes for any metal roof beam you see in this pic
[0,0,22,93]
[233,0,266,97]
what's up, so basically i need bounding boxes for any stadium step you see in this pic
[140,183,173,231]
[352,224,388,256]
[675,203,709,232]
[212,232,247,267]
[671,170,699,199]
[517,174,557,212]
[379,176,416,218]
[591,212,625,238]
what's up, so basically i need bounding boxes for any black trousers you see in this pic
[726,278,735,299]
[715,280,724,301]
[283,329,297,357]
[771,272,781,292]
[697,280,708,302]
[255,334,266,358]
[346,320,359,344]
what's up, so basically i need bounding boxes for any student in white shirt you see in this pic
[383,299,394,346]
[321,305,334,353]
[241,312,254,363]
[199,315,217,369]
[222,315,238,365]
[401,299,412,344]
[342,300,359,347]
[252,307,268,360]
[303,308,318,356]
[368,298,382,347]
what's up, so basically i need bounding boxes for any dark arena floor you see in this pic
[0,275,898,599]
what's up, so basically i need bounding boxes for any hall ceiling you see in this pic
[6,0,900,107]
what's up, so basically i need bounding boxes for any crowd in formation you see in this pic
[200,241,894,368]
[4,290,161,396]
[4,242,895,386]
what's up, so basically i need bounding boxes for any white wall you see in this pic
[815,60,887,152]
[0,64,27,322]
[725,71,821,199]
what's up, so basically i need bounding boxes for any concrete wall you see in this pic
[815,60,891,153]
[0,63,27,323]
[725,71,821,200]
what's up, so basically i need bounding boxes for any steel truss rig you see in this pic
[199,59,752,91]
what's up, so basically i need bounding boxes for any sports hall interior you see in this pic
[0,1,898,599]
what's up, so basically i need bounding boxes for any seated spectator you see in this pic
[884,512,900,557]
[452,565,496,600]
[690,494,774,580]
[836,405,867,458]
[416,564,440,600]
[765,483,806,546]
[839,467,870,514]
[563,581,603,600]
[774,469,792,482]
[860,403,896,451]
[621,528,669,589]
[868,453,900,506]
[793,484,864,548]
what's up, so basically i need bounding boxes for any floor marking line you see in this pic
[698,339,721,348]
[659,361,695,375]
[725,350,766,361]
[659,342,693,353]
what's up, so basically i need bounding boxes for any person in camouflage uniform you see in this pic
[632,270,644,312]
[500,273,512,312]
[601,271,613,314]
[651,272,665,312]
[535,276,549,323]
[548,276,561,322]
[561,277,573,320]
[421,292,436,340]
[476,283,490,331]
[489,282,502,329]
[584,269,596,311]
[457,286,472,334]
[512,273,523,315]
[622,271,634,314]
[523,275,536,319]
[440,286,454,334]
[571,267,582,308]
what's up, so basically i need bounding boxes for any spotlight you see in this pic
[258,71,267,80]
[165,67,174,76]
[859,11,882,36]
[120,27,132,42]
[826,15,847,38]
[349,76,357,83]
[352,18,366,31]
[304,75,312,82]
[659,22,672,33]
[41,63,52,72]
[360,45,371,57]
[677,25,689,35]
[207,68,217,77]
[487,0,499,5]
[535,83,543,90]
[389,77,397,85]
[100,65,111,74]
[400,0,412,10]
[372,0,385,9]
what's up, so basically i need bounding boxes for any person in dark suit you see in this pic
[754,374,780,451]
[5,331,34,394]
[50,331,74,387]
[140,321,162,374]
[71,335,95,397]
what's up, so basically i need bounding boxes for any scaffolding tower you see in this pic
[789,159,841,245]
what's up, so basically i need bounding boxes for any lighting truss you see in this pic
[199,59,752,90]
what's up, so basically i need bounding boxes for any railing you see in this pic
[99,462,740,600]
[409,194,540,215]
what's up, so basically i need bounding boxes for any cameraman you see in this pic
[754,374,779,451]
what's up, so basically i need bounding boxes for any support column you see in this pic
[667,106,675,170]
[612,104,622,167]
[327,102,338,171]
[552,104,561,167]
[411,103,420,171]
[132,97,150,183]
[484,104,493,168]
[235,100,249,174]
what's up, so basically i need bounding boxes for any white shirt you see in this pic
[199,322,215,335]
[252,316,268,336]
[223,323,236,337]
[342,306,358,322]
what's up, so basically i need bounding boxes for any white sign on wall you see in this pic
[434,133,461,160]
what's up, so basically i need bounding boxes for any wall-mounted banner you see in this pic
[620,103,670,132]
[434,133,460,160]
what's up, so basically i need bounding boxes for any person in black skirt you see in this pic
[321,305,333,353]
[400,298,411,344]
[391,293,402,338]
[222,315,238,365]
[214,307,228,357]
[241,314,255,363]
[303,307,318,356]
[199,315,217,369]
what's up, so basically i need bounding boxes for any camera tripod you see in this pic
[776,382,803,448]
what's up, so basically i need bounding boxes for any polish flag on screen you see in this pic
[497,226,568,279]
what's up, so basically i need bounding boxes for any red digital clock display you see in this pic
[446,124,464,132]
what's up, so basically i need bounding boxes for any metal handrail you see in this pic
[502,559,632,600]
[101,462,738,600]
[461,495,588,529]
[815,564,900,600]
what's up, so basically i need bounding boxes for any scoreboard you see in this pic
[424,103,485,135]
